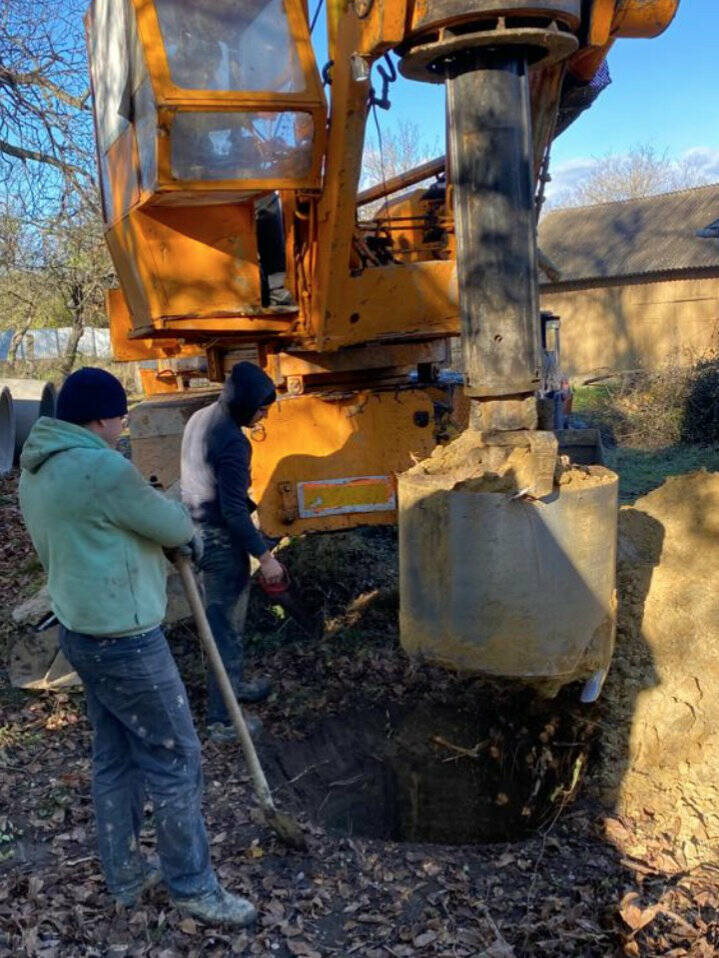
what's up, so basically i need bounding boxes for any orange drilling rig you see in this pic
[85,0,679,695]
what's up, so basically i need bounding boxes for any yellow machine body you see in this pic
[86,0,679,536]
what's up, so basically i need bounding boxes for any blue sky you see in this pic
[312,0,719,198]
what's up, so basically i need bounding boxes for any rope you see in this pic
[371,102,389,214]
[310,0,324,33]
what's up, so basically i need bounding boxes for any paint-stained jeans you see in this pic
[58,625,218,902]
[197,525,250,726]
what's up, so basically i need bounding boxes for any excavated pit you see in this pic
[263,688,595,845]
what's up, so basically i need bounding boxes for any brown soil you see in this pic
[588,470,719,867]
[405,430,614,494]
[405,428,494,483]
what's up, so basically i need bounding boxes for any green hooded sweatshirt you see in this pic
[19,417,194,637]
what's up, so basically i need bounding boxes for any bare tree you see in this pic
[363,119,426,184]
[0,0,95,216]
[360,118,441,218]
[0,1,115,374]
[40,212,114,374]
[549,144,712,209]
[362,118,439,188]
[0,209,47,360]
[0,203,113,370]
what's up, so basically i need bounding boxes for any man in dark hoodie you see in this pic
[181,361,284,742]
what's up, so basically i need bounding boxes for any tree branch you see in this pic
[0,67,91,112]
[0,137,87,176]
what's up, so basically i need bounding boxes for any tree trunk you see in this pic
[8,327,27,363]
[7,304,35,363]
[60,283,84,377]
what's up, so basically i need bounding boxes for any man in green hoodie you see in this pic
[19,367,256,926]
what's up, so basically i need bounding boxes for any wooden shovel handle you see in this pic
[174,555,276,813]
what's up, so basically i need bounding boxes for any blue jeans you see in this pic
[58,625,218,902]
[197,526,250,726]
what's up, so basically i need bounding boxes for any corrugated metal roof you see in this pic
[538,183,719,285]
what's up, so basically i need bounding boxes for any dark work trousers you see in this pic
[58,625,218,902]
[197,525,251,727]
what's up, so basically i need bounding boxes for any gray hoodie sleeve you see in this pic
[96,453,195,547]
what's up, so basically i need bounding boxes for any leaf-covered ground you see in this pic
[1,473,717,957]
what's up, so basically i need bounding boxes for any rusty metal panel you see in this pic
[410,0,581,33]
[318,259,460,349]
[612,0,680,39]
[266,341,450,379]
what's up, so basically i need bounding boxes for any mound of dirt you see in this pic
[405,428,611,494]
[591,470,719,866]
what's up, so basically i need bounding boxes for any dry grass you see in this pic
[574,356,719,450]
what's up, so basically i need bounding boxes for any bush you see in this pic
[681,359,719,445]
[574,357,719,450]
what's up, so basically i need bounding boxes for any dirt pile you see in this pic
[591,470,719,866]
[405,429,611,494]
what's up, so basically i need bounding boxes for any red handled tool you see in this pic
[257,562,314,635]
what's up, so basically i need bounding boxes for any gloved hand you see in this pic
[258,551,285,585]
[164,531,203,566]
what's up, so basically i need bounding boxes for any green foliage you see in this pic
[606,445,719,503]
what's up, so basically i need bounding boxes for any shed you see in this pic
[538,183,719,380]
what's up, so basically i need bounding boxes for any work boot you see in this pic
[172,886,257,927]
[114,867,163,907]
[207,712,262,744]
[236,676,272,703]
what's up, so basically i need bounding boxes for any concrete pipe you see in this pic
[0,378,56,461]
[0,386,16,476]
[398,457,619,696]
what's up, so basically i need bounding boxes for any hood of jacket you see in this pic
[220,361,276,427]
[20,416,108,473]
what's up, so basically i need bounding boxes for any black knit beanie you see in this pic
[56,367,128,425]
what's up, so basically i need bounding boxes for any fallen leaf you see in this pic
[179,917,198,935]
[619,891,660,932]
[286,940,321,958]
[413,929,438,948]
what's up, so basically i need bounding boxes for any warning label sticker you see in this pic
[297,475,396,518]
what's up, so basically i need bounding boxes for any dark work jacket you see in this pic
[180,362,276,565]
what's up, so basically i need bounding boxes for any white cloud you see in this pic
[543,157,600,204]
[681,147,719,182]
